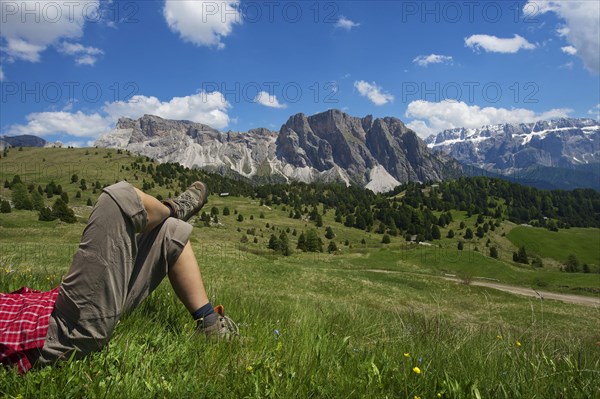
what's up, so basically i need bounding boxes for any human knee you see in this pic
[161,218,193,265]
[137,190,169,219]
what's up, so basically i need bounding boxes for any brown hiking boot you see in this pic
[195,305,239,340]
[162,181,208,222]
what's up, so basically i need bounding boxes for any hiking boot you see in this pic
[196,305,239,340]
[162,181,208,222]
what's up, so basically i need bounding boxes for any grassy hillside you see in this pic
[1,148,599,398]
[507,226,600,266]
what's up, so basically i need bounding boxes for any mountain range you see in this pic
[95,110,462,192]
[425,118,600,190]
[4,112,599,192]
[0,135,47,150]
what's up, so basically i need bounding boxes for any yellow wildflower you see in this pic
[412,366,421,374]
[516,340,522,347]
[246,366,253,372]
[404,353,410,357]
[414,396,421,399]
[496,335,503,339]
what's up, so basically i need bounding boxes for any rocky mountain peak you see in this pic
[115,117,135,129]
[96,110,461,192]
[426,118,600,174]
[0,134,48,149]
[275,109,461,187]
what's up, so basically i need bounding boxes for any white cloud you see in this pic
[254,91,287,109]
[559,61,575,70]
[556,25,570,37]
[561,45,577,55]
[528,0,599,73]
[464,34,536,53]
[163,0,242,48]
[58,42,104,66]
[354,80,394,106]
[334,16,360,30]
[74,55,96,66]
[0,65,4,81]
[413,54,453,67]
[59,42,102,56]
[62,140,85,148]
[1,37,45,62]
[6,90,232,138]
[6,111,110,138]
[0,0,99,62]
[404,120,432,138]
[405,100,572,138]
[103,91,231,128]
[588,104,600,120]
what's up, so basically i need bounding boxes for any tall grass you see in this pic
[1,148,599,398]
[1,262,599,398]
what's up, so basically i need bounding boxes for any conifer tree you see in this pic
[0,200,11,213]
[38,207,56,221]
[52,198,76,223]
[564,254,580,272]
[268,234,279,250]
[297,232,307,251]
[489,246,498,258]
[279,231,291,256]
[327,241,338,253]
[12,183,33,210]
[30,189,44,211]
[305,229,323,252]
[325,226,335,239]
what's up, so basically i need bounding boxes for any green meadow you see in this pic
[507,226,600,266]
[1,148,599,398]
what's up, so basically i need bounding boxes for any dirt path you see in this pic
[365,269,600,308]
[445,277,600,307]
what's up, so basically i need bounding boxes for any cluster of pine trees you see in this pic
[126,157,599,231]
[3,154,599,236]
[390,177,600,228]
[129,158,255,198]
[267,232,292,256]
[2,176,77,223]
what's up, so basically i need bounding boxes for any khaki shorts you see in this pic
[31,181,193,366]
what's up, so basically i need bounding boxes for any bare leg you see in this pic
[168,241,209,313]
[133,188,208,312]
[133,187,171,233]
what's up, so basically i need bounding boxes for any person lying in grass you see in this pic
[0,181,238,374]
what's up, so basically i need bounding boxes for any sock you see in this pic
[162,201,177,218]
[192,302,215,324]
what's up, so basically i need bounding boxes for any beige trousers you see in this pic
[31,181,192,366]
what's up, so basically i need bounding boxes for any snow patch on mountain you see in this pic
[425,118,600,173]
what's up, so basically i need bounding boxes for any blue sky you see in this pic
[0,0,598,146]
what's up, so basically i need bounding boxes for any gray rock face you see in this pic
[425,118,600,173]
[0,135,47,148]
[276,110,461,188]
[96,110,461,192]
[97,114,278,178]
